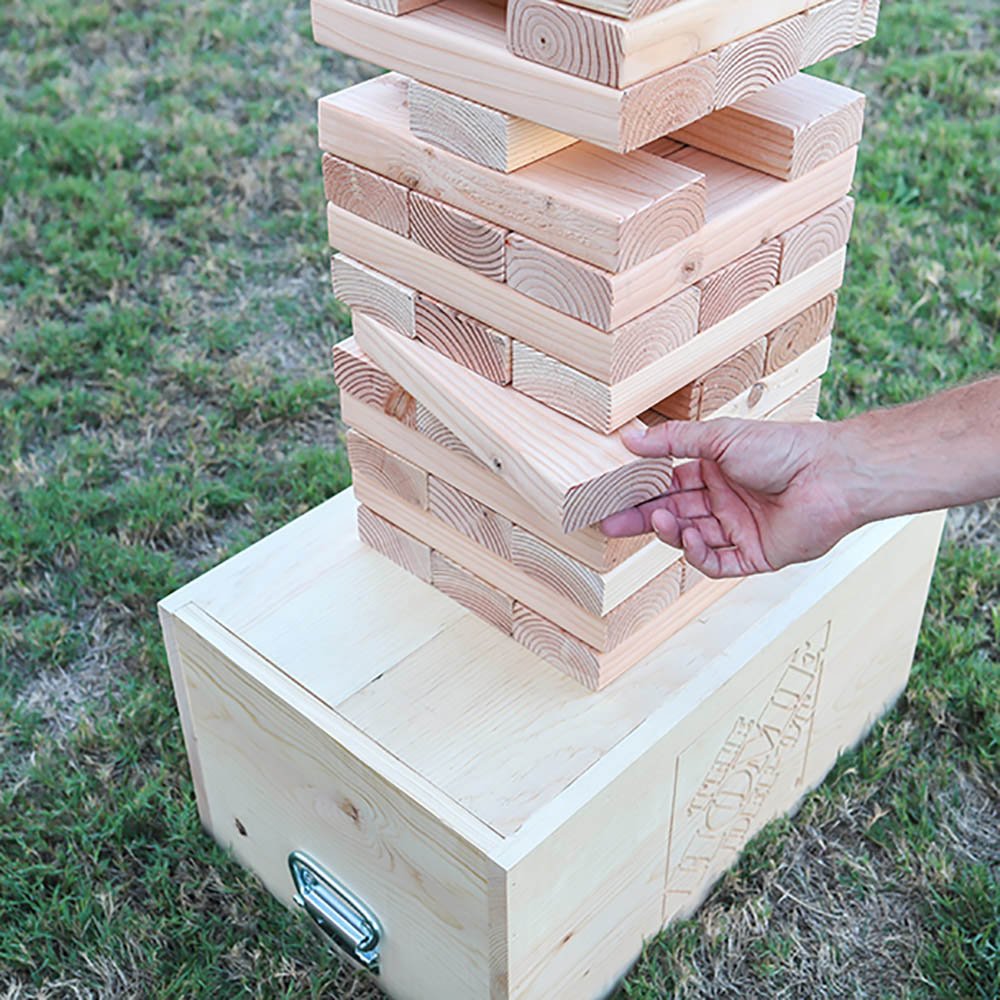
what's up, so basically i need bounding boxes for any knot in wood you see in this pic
[748,382,766,408]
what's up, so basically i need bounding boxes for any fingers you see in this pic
[680,525,751,579]
[620,420,723,460]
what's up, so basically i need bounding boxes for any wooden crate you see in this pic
[159,489,943,1000]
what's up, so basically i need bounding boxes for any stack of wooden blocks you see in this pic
[320,0,876,690]
[158,3,948,996]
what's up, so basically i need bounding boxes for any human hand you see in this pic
[602,418,855,578]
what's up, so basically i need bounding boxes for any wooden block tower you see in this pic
[317,0,877,690]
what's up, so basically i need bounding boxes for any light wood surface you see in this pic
[418,404,487,468]
[671,74,865,180]
[343,388,653,572]
[410,191,508,281]
[713,14,806,107]
[801,0,879,66]
[430,475,514,560]
[505,0,822,88]
[779,195,855,280]
[408,79,577,171]
[333,338,417,427]
[322,153,410,236]
[358,504,433,583]
[656,337,767,420]
[764,293,837,374]
[318,73,705,272]
[432,551,515,634]
[332,254,416,338]
[414,295,512,384]
[347,429,428,509]
[504,146,856,330]
[351,0,441,14]
[311,0,719,152]
[352,312,674,533]
[697,239,781,330]
[765,377,822,421]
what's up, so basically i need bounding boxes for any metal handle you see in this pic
[288,851,383,973]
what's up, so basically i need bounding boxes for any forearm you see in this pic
[826,376,1000,530]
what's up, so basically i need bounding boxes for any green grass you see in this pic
[0,0,998,996]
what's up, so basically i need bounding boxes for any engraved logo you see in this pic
[665,620,831,906]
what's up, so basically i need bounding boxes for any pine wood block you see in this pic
[503,146,857,330]
[407,79,577,172]
[765,294,837,374]
[352,313,674,533]
[504,250,845,432]
[318,74,705,271]
[162,486,944,997]
[801,0,880,66]
[347,430,429,510]
[432,551,514,634]
[409,191,508,281]
[322,153,409,237]
[356,474,672,651]
[505,0,822,89]
[332,338,417,427]
[714,15,806,108]
[414,296,511,384]
[779,196,855,281]
[357,504,433,582]
[765,377,822,421]
[332,254,416,338]
[349,0,440,14]
[671,74,865,181]
[417,404,488,468]
[429,475,514,561]
[343,386,652,572]
[697,239,781,331]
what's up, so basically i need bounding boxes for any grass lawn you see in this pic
[1,0,998,996]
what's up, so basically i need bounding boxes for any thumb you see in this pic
[619,419,722,460]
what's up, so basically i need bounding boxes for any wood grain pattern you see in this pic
[801,0,880,66]
[697,239,781,331]
[764,377,822,421]
[322,153,409,236]
[417,404,488,469]
[656,336,767,419]
[332,338,417,427]
[671,74,865,181]
[410,191,508,281]
[502,147,857,331]
[407,79,576,172]
[505,0,821,89]
[352,313,674,533]
[347,430,429,509]
[332,254,416,338]
[765,293,837,374]
[779,196,855,281]
[415,295,511,384]
[312,0,722,152]
[429,475,513,561]
[714,14,806,107]
[344,388,653,572]
[318,72,705,271]
[357,504,433,582]
[350,0,440,14]
[432,551,514,634]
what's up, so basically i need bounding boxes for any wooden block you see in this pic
[801,0,880,66]
[524,0,682,21]
[407,79,577,172]
[671,74,865,181]
[344,387,653,572]
[779,196,855,281]
[349,0,440,14]
[318,74,705,271]
[431,552,514,634]
[709,337,830,421]
[332,338,417,427]
[332,254,416,338]
[347,430,429,509]
[352,313,674,533]
[765,377,822,421]
[410,191,508,281]
[312,0,721,153]
[765,293,837,374]
[417,404,488,469]
[697,239,781,331]
[322,153,409,236]
[511,571,736,691]
[714,14,806,108]
[357,504,433,582]
[505,251,844,431]
[430,476,513,561]
[505,0,820,89]
[503,146,857,330]
[413,295,511,384]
